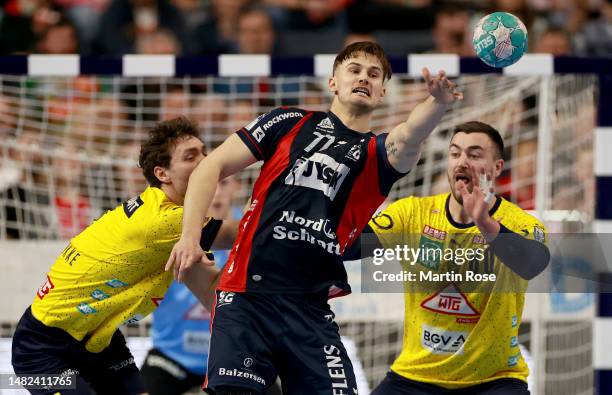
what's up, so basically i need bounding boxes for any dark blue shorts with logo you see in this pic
[205,290,358,395]
[11,307,145,395]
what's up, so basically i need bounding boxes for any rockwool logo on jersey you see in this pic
[248,111,303,142]
[285,152,350,200]
[421,324,467,355]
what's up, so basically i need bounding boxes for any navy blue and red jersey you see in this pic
[219,107,406,297]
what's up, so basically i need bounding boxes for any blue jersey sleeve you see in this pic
[235,107,307,161]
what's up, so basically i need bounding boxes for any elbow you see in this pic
[518,247,551,280]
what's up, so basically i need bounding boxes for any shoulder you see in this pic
[496,197,546,230]
[390,193,447,213]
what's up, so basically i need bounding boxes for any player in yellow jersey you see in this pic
[11,117,237,395]
[367,121,550,394]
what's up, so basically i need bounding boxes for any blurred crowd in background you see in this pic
[0,0,601,240]
[0,0,610,57]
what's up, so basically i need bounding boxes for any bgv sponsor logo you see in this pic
[285,152,350,200]
[421,324,467,355]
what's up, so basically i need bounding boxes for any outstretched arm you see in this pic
[458,165,550,280]
[166,134,257,282]
[385,68,463,173]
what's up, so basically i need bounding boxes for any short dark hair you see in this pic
[333,41,392,81]
[139,117,203,187]
[452,121,504,159]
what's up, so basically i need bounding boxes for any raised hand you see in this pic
[422,68,463,104]
[165,237,215,283]
[457,165,495,226]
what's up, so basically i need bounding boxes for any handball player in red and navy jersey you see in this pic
[166,41,463,395]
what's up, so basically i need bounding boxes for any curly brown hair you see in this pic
[139,117,204,188]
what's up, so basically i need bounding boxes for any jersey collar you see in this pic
[327,111,375,137]
[444,193,502,229]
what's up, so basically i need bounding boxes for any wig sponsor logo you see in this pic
[285,153,350,200]
[420,284,480,322]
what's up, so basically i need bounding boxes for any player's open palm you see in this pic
[457,166,494,226]
[422,67,463,104]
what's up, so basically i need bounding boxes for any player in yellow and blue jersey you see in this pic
[365,121,550,394]
[11,117,237,395]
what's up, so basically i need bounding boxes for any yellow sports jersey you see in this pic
[32,187,219,353]
[369,193,547,389]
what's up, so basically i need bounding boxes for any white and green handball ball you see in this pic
[472,12,528,68]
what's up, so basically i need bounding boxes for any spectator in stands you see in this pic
[113,142,147,200]
[35,17,79,53]
[535,27,572,55]
[300,81,328,111]
[343,32,376,48]
[512,136,537,210]
[346,0,435,32]
[3,129,52,239]
[264,0,349,31]
[136,28,181,54]
[488,0,534,33]
[432,5,472,55]
[0,93,17,138]
[237,6,276,54]
[227,99,256,137]
[160,85,190,121]
[189,0,249,55]
[94,0,187,55]
[51,141,91,238]
[190,94,229,143]
[575,0,612,56]
[0,0,62,53]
